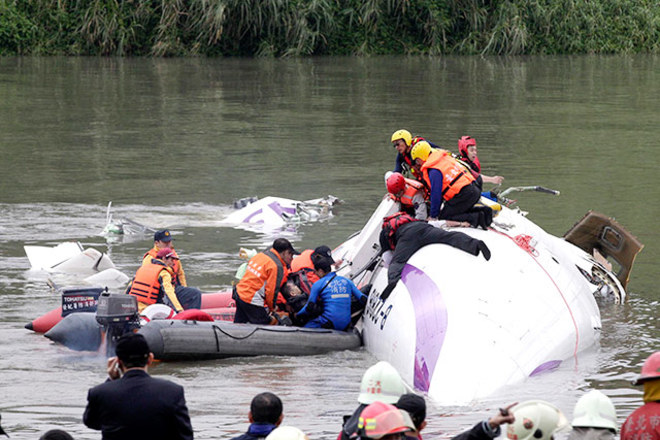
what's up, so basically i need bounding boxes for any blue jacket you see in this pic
[298,273,366,331]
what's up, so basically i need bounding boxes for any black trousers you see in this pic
[388,222,485,284]
[232,287,271,324]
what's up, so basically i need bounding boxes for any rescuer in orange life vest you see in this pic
[142,229,202,310]
[233,238,299,325]
[412,141,492,229]
[385,172,429,220]
[127,248,185,313]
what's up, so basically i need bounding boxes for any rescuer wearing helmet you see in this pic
[391,130,439,180]
[127,247,185,313]
[385,172,429,220]
[457,136,504,187]
[379,211,490,287]
[338,361,408,440]
[507,400,568,440]
[568,390,617,440]
[621,351,660,440]
[357,401,416,440]
[411,141,491,229]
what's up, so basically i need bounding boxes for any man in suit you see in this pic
[83,333,193,440]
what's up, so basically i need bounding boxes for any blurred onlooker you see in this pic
[231,392,284,440]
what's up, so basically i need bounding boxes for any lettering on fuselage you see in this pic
[364,292,393,330]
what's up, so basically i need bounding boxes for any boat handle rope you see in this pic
[211,324,260,351]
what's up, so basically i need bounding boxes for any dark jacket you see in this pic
[83,369,193,440]
[230,423,278,440]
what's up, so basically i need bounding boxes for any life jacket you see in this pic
[143,247,183,286]
[421,150,475,201]
[128,261,173,306]
[289,249,320,295]
[236,248,287,310]
[457,154,481,177]
[398,178,427,207]
[382,212,419,249]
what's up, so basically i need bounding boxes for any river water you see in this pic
[0,56,658,439]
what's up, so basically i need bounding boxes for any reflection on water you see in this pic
[0,55,658,439]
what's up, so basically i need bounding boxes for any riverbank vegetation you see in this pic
[1,0,658,56]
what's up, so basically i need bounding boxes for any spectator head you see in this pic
[249,392,283,426]
[39,429,75,440]
[115,333,151,369]
[395,394,426,432]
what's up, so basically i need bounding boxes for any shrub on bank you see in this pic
[0,0,658,56]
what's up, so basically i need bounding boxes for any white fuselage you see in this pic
[335,197,617,405]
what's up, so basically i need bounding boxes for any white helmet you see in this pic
[507,400,569,440]
[358,361,407,404]
[572,390,617,432]
[266,426,308,440]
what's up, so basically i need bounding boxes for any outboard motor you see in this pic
[95,292,140,356]
[61,286,105,317]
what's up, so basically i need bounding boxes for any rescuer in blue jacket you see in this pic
[295,246,367,331]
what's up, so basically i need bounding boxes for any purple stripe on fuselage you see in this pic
[268,202,296,216]
[243,208,264,224]
[401,263,448,392]
[529,360,562,376]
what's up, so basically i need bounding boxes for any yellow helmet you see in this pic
[391,129,412,147]
[410,141,432,162]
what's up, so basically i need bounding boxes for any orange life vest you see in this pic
[399,178,426,207]
[143,247,183,286]
[382,212,419,249]
[421,150,475,201]
[128,261,173,306]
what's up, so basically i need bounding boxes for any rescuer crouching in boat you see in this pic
[233,238,298,325]
[127,248,185,313]
[294,246,367,330]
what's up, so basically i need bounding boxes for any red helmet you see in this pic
[633,351,660,385]
[458,135,477,157]
[386,173,406,195]
[358,401,415,440]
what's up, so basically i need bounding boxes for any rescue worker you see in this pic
[507,400,568,440]
[339,361,408,440]
[295,247,367,330]
[357,401,416,440]
[411,141,492,229]
[233,238,298,325]
[386,172,428,220]
[143,229,201,310]
[621,351,660,440]
[379,211,491,287]
[395,394,427,440]
[127,248,184,314]
[391,129,439,180]
[568,390,617,440]
[457,136,504,187]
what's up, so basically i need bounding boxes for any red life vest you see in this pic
[382,212,419,249]
[128,261,173,306]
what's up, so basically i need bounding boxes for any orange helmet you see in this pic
[633,351,660,385]
[386,173,406,195]
[358,402,415,440]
